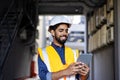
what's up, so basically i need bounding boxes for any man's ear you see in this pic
[51,30,55,37]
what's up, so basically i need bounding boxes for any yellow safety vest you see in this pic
[38,46,79,80]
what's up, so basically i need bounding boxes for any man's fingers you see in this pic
[69,62,89,76]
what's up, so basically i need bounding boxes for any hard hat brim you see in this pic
[48,23,71,32]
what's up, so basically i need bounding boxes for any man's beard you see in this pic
[55,35,68,45]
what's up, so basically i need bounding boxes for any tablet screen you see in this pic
[77,54,92,65]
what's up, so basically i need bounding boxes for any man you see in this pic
[38,16,89,80]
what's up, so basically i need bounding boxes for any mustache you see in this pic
[60,35,68,38]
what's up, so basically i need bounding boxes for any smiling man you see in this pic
[38,16,89,80]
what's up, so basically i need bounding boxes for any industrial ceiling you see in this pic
[38,0,105,15]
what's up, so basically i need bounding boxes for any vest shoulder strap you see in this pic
[42,48,51,72]
[65,46,79,62]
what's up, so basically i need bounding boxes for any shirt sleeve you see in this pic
[46,72,52,80]
[38,56,50,80]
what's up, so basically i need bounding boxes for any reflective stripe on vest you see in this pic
[72,49,77,62]
[40,46,77,80]
[42,48,51,72]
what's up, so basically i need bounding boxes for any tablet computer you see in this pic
[77,53,92,65]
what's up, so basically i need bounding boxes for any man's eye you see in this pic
[59,30,63,32]
[66,30,68,33]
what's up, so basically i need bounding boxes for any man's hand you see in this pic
[64,62,83,76]
[64,62,89,76]
[77,62,90,80]
[77,62,89,76]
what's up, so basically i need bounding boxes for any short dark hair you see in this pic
[48,23,70,32]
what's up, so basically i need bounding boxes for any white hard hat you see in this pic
[49,16,71,26]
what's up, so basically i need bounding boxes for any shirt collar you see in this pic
[51,42,64,48]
